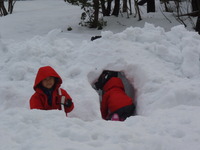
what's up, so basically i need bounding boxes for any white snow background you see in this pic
[1,0,200,150]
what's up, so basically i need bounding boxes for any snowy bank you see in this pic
[1,24,200,120]
[1,0,200,149]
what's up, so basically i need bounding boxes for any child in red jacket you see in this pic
[94,71,135,121]
[30,66,74,116]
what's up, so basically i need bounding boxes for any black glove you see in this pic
[64,99,73,108]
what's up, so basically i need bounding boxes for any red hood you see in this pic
[103,77,124,92]
[33,66,62,90]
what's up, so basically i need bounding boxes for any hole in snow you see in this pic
[90,70,137,117]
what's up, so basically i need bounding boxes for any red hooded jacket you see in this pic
[29,66,74,115]
[101,77,133,120]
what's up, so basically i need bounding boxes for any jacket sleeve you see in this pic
[61,89,74,114]
[30,93,45,110]
[101,93,109,120]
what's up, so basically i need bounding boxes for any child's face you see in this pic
[42,76,55,89]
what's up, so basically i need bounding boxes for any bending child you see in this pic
[94,70,135,121]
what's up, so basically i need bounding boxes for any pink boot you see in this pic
[111,113,120,121]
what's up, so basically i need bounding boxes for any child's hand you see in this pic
[64,99,73,108]
[56,96,72,108]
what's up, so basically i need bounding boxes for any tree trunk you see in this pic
[8,0,14,14]
[92,0,99,28]
[106,0,112,16]
[196,16,200,34]
[128,0,132,15]
[147,0,155,13]
[134,0,142,20]
[100,0,112,16]
[100,0,106,16]
[123,0,127,12]
[0,0,8,16]
[112,0,120,16]
[195,0,200,34]
[192,0,198,12]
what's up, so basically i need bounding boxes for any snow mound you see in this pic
[1,23,200,120]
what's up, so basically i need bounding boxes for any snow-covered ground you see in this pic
[1,0,200,150]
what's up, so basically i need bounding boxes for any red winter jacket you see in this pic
[101,77,133,120]
[29,66,74,115]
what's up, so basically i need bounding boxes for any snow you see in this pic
[0,0,200,150]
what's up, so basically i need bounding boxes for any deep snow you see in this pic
[0,0,200,150]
